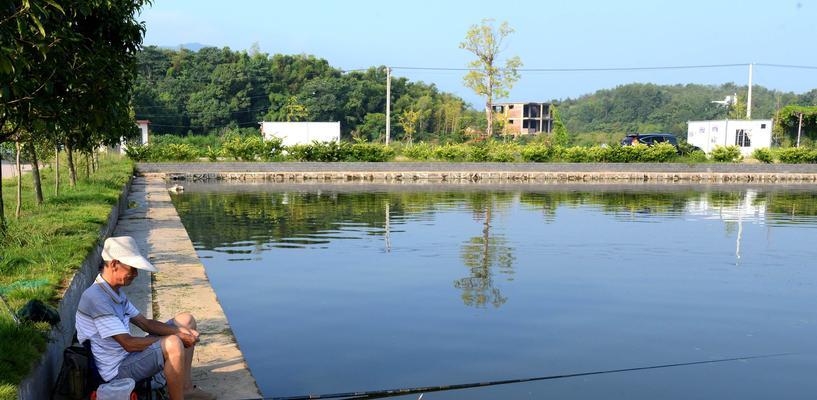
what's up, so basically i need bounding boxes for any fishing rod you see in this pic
[253,352,791,400]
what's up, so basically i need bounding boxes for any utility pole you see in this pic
[385,67,391,145]
[747,63,753,119]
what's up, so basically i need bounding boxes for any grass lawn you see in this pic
[0,154,133,399]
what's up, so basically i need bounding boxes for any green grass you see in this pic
[0,154,133,399]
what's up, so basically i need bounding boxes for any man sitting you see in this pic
[76,236,215,400]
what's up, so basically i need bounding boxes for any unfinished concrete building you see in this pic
[492,102,553,135]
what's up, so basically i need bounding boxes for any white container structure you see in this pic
[687,119,773,156]
[260,121,341,146]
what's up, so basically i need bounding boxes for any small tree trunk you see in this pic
[0,149,6,231]
[484,101,493,139]
[84,152,90,179]
[66,142,77,187]
[54,145,60,196]
[15,141,22,218]
[26,142,43,205]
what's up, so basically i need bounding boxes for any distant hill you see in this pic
[559,83,817,138]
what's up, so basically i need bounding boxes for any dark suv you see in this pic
[621,133,679,148]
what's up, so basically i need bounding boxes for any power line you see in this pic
[755,63,817,70]
[392,63,749,72]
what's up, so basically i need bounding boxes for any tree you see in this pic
[284,96,309,122]
[398,109,421,144]
[459,19,522,138]
[550,104,570,146]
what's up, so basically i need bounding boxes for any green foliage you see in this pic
[261,137,286,161]
[520,144,557,162]
[124,144,200,162]
[752,148,774,163]
[348,144,395,162]
[710,145,743,163]
[220,134,264,161]
[774,105,817,146]
[288,141,351,162]
[684,150,709,163]
[550,105,570,147]
[558,83,810,138]
[134,49,475,138]
[459,19,522,137]
[1,157,133,396]
[776,147,817,164]
[640,142,679,162]
[433,144,471,162]
[401,143,435,160]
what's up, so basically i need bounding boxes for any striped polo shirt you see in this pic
[76,274,141,381]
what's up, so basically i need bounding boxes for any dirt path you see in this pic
[120,176,261,399]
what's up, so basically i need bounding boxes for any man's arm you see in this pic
[111,334,161,353]
[131,314,198,347]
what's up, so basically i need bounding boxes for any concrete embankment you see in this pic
[119,176,261,399]
[138,162,817,183]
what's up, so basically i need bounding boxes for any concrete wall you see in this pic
[136,162,817,184]
[18,177,133,400]
[261,121,341,146]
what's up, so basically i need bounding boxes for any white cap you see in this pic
[101,236,158,272]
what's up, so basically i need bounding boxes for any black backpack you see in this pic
[52,339,104,400]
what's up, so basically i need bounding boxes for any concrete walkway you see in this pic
[118,176,261,399]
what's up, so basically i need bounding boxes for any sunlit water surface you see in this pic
[172,183,817,399]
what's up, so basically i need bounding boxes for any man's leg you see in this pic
[172,312,197,391]
[161,335,186,400]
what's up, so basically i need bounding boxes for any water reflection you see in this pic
[456,193,515,308]
[170,183,817,399]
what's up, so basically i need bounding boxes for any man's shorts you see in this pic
[113,319,176,382]
[114,340,164,382]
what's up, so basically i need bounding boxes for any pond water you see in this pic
[172,183,817,399]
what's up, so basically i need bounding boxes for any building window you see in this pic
[509,120,514,124]
[712,127,718,133]
[508,105,514,109]
[735,129,751,147]
[761,124,766,129]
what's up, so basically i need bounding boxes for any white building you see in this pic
[260,121,340,146]
[112,120,150,154]
[687,119,773,155]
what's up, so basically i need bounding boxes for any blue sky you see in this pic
[139,0,817,107]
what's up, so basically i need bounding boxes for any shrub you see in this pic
[288,141,351,162]
[562,146,591,162]
[124,145,153,162]
[401,143,434,160]
[640,142,678,162]
[485,142,520,162]
[467,143,490,162]
[261,137,286,161]
[220,134,264,161]
[710,145,743,162]
[348,143,395,162]
[433,144,470,161]
[159,143,200,161]
[776,147,817,163]
[520,144,556,162]
[752,148,774,163]
[124,143,199,161]
[206,146,220,162]
[605,144,642,163]
[685,150,708,163]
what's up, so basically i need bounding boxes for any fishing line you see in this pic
[251,352,792,400]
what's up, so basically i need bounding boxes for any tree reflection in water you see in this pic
[455,193,515,308]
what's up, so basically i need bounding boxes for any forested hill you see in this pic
[133,46,472,141]
[559,83,817,137]
[133,46,817,142]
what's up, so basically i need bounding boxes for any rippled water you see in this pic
[172,183,817,399]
